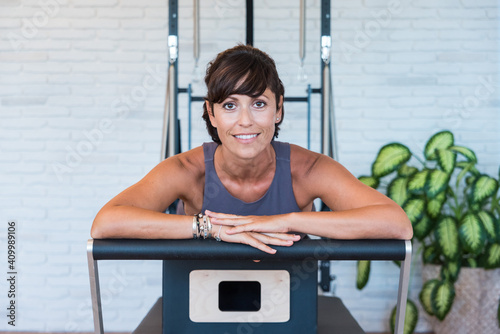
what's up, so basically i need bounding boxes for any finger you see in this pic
[244,236,277,254]
[262,233,301,241]
[250,233,295,247]
[225,224,256,234]
[204,210,242,219]
[210,217,253,227]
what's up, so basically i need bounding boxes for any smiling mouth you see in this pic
[234,134,258,140]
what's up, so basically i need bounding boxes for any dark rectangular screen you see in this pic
[218,281,261,312]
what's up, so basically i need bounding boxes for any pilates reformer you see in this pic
[87,1,412,333]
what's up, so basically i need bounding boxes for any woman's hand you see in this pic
[207,210,301,254]
[206,210,295,235]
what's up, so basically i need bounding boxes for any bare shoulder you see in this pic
[147,145,205,192]
[289,144,334,178]
[167,145,205,177]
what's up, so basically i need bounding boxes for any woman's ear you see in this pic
[276,95,283,123]
[206,101,217,128]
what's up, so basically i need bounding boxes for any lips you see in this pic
[234,134,258,140]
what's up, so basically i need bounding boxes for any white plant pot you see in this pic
[421,265,500,334]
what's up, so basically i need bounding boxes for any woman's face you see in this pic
[207,88,282,159]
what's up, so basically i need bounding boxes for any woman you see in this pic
[91,44,412,254]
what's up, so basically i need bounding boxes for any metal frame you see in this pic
[162,0,332,154]
[87,238,412,334]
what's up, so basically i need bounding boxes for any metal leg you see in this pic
[87,239,104,334]
[394,240,412,334]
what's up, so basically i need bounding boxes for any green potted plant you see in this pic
[356,130,500,334]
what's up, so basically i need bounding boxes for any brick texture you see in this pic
[0,0,498,332]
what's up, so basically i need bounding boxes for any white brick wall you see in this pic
[0,0,498,332]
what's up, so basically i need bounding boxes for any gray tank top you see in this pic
[201,141,301,215]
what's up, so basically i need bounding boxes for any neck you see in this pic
[214,144,276,182]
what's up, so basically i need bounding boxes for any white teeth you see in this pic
[235,134,257,139]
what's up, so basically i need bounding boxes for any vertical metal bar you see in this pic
[321,63,332,158]
[246,0,253,45]
[161,0,179,161]
[87,239,104,334]
[188,84,192,150]
[320,0,335,160]
[307,84,311,150]
[299,0,306,64]
[394,240,412,334]
[161,63,179,160]
[193,0,200,64]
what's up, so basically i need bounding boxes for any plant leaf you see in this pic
[388,177,409,207]
[436,149,457,174]
[356,260,371,290]
[464,257,478,268]
[426,169,451,198]
[423,244,440,264]
[424,131,454,160]
[427,191,446,219]
[403,198,426,225]
[477,211,498,242]
[457,161,481,176]
[372,143,412,178]
[459,212,486,255]
[413,215,434,241]
[449,145,477,162]
[440,260,461,283]
[359,176,379,189]
[420,279,439,316]
[435,216,460,260]
[456,162,476,189]
[390,299,418,334]
[431,280,455,321]
[485,243,500,269]
[408,170,429,194]
[398,164,418,177]
[469,175,499,204]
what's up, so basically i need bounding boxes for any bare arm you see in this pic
[91,151,200,240]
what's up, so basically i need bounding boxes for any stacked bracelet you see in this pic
[193,213,213,240]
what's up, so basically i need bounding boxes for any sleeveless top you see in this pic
[201,141,302,215]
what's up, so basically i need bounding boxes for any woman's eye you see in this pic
[254,101,266,108]
[223,102,236,110]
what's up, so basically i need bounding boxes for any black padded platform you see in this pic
[133,296,365,334]
[92,238,406,261]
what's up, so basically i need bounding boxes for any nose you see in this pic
[238,105,253,126]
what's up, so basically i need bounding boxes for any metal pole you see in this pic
[246,0,253,45]
[394,240,412,334]
[299,0,306,64]
[161,0,179,161]
[87,240,104,334]
[161,63,179,161]
[320,0,337,161]
[193,0,200,65]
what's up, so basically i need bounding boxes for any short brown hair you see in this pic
[202,44,285,144]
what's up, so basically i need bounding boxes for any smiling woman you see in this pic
[91,44,413,254]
